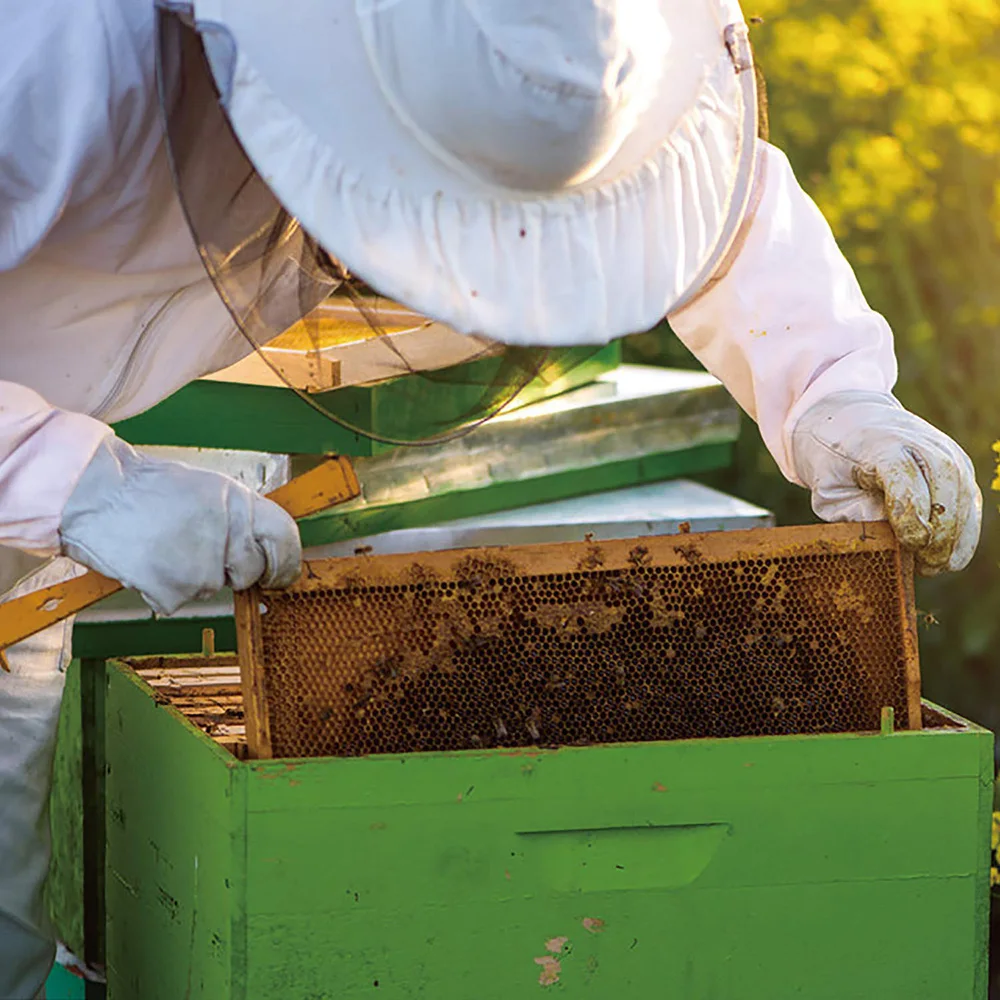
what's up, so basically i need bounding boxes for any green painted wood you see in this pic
[244,880,976,998]
[48,660,86,958]
[103,660,992,1000]
[104,664,245,1000]
[115,378,371,454]
[975,714,994,999]
[48,657,111,973]
[112,345,619,457]
[298,443,733,547]
[72,617,236,661]
[80,658,107,970]
[245,777,980,900]
[49,626,237,976]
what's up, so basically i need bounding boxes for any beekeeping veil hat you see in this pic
[155,0,757,350]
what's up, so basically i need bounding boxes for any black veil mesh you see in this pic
[155,7,579,446]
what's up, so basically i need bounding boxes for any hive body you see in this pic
[94,522,988,999]
[103,662,991,1000]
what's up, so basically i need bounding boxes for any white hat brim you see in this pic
[192,0,757,346]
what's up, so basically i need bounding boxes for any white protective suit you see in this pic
[1,1,298,994]
[0,0,979,996]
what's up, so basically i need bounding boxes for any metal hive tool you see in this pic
[234,522,920,760]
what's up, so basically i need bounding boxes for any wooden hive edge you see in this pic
[285,521,899,593]
[234,587,273,760]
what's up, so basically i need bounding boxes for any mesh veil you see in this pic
[155,7,573,446]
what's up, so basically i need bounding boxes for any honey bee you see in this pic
[917,609,940,629]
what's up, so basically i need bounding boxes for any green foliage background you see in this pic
[625,0,1000,739]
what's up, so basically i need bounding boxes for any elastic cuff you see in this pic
[785,389,901,485]
[0,412,113,555]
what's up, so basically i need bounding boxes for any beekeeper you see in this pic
[1,0,981,994]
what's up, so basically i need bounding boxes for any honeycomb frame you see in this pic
[235,522,920,760]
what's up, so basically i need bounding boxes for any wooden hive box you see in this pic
[100,523,992,998]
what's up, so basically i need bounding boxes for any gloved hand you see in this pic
[59,436,302,615]
[791,391,982,576]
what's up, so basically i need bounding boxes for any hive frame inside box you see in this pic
[234,521,920,760]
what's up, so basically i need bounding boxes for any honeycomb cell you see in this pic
[243,526,917,758]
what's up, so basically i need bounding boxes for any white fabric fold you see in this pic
[0,384,111,555]
[0,556,84,1000]
[668,141,898,481]
[197,0,757,345]
[357,0,671,190]
[0,3,116,270]
[0,6,250,989]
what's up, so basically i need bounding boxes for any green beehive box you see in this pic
[102,655,991,1000]
[112,344,621,457]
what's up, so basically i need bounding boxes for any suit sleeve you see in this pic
[0,0,118,269]
[667,141,898,483]
[0,2,123,554]
[0,383,112,555]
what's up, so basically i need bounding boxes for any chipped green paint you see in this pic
[102,661,992,999]
[51,622,239,962]
[47,660,86,957]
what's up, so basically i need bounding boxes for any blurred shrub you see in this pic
[626,0,1000,732]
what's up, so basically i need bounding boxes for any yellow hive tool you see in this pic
[0,456,361,670]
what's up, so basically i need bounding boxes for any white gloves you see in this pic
[791,391,982,576]
[59,436,302,615]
